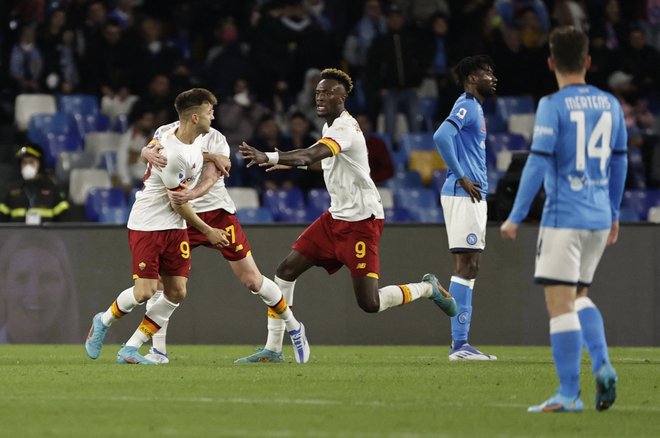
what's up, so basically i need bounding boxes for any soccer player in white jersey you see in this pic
[237,68,457,363]
[501,26,627,412]
[136,121,310,364]
[84,88,231,364]
[432,55,498,361]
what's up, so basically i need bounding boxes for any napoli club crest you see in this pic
[466,233,478,245]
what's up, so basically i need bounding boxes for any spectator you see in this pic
[116,106,155,191]
[398,0,451,27]
[283,111,325,190]
[0,145,69,224]
[9,25,43,94]
[618,26,660,96]
[135,74,176,128]
[42,27,80,94]
[83,20,133,99]
[343,0,387,75]
[244,114,292,191]
[367,4,431,142]
[495,0,550,34]
[294,68,323,134]
[217,78,271,148]
[108,0,136,30]
[356,113,394,185]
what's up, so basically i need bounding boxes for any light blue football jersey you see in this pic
[531,84,626,229]
[441,93,488,197]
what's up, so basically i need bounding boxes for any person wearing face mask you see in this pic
[0,145,70,224]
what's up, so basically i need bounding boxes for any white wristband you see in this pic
[265,152,279,165]
[297,165,308,170]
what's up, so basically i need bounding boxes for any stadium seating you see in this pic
[384,207,414,223]
[307,188,330,211]
[15,94,57,131]
[393,187,438,212]
[398,132,435,155]
[84,132,122,164]
[648,206,660,223]
[486,133,528,170]
[377,187,394,209]
[417,96,438,131]
[99,150,118,177]
[113,113,129,133]
[495,95,535,121]
[508,114,536,142]
[236,207,274,223]
[227,187,260,209]
[408,150,446,185]
[386,170,423,190]
[278,207,309,223]
[618,206,641,222]
[69,168,111,204]
[412,206,444,223]
[56,151,95,182]
[27,113,77,147]
[99,206,130,224]
[85,187,127,222]
[262,188,305,220]
[58,94,99,115]
[622,189,660,221]
[72,113,111,138]
[44,132,84,168]
[431,169,448,196]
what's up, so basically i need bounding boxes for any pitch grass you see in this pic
[1,346,659,438]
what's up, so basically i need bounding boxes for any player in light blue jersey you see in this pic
[432,55,498,361]
[501,26,627,413]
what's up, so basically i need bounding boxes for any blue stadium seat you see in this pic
[618,206,641,223]
[398,132,435,155]
[386,170,423,189]
[28,113,77,146]
[224,150,245,187]
[58,94,99,115]
[99,206,130,224]
[85,187,127,222]
[278,208,309,223]
[393,188,438,211]
[412,207,444,223]
[627,148,647,189]
[45,132,84,168]
[305,205,325,222]
[114,114,129,133]
[99,150,118,176]
[622,189,660,221]
[129,187,140,207]
[431,169,448,196]
[384,207,414,223]
[307,188,330,211]
[495,95,535,121]
[418,96,439,131]
[72,113,110,137]
[487,169,504,194]
[486,133,528,168]
[236,207,274,223]
[262,188,305,220]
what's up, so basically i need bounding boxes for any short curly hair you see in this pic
[320,68,354,94]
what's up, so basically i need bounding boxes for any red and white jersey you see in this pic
[153,123,236,214]
[318,111,384,221]
[127,129,203,231]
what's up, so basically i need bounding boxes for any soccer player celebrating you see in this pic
[137,121,311,364]
[432,56,498,361]
[501,26,626,412]
[236,68,456,363]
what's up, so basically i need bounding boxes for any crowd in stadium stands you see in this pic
[1,0,660,223]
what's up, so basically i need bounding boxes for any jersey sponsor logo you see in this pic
[568,174,586,191]
[457,311,470,324]
[534,125,554,137]
[138,262,146,270]
[466,233,478,245]
[456,107,468,120]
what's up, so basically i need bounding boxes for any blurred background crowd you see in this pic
[1,0,659,224]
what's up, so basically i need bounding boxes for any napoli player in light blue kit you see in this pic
[432,55,498,361]
[501,26,627,413]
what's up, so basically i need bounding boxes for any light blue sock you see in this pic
[449,276,474,348]
[550,312,582,398]
[576,297,611,374]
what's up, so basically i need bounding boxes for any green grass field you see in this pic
[1,345,659,437]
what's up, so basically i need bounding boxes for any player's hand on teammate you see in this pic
[143,141,167,169]
[458,177,482,202]
[205,227,231,247]
[205,153,231,177]
[499,219,518,240]
[167,182,193,205]
[606,220,620,246]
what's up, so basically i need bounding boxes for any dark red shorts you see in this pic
[187,209,252,261]
[292,211,384,277]
[128,229,191,279]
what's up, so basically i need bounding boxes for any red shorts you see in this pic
[128,229,191,279]
[293,211,384,277]
[187,209,252,262]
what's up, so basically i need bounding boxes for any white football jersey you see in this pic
[127,129,203,231]
[153,123,236,214]
[319,111,384,221]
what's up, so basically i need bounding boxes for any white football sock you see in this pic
[102,287,139,326]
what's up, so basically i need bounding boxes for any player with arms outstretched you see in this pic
[432,55,498,361]
[84,88,230,364]
[501,26,627,412]
[236,68,457,363]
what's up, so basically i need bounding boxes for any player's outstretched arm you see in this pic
[239,141,333,169]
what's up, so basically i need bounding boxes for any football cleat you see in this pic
[423,273,457,317]
[85,312,109,360]
[288,322,310,364]
[528,392,584,413]
[595,364,618,411]
[448,343,497,361]
[144,347,170,364]
[234,348,285,364]
[116,345,157,365]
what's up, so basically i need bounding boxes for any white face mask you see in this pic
[234,90,250,107]
[21,164,38,180]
